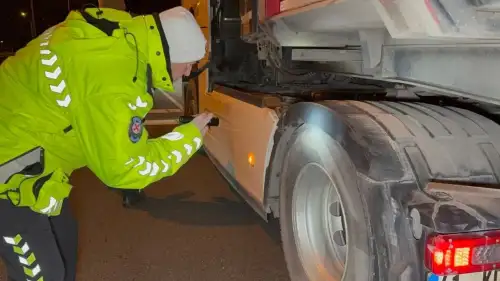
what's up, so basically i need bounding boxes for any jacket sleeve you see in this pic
[71,93,203,189]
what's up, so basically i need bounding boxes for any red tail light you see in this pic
[425,231,500,275]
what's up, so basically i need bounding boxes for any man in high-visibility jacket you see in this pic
[0,6,212,281]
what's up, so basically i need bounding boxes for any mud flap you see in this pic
[409,181,500,234]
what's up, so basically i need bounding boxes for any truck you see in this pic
[101,0,500,280]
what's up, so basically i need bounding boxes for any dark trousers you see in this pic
[0,199,78,281]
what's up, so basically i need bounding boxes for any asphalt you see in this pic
[0,129,290,281]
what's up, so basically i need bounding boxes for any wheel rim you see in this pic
[292,162,348,281]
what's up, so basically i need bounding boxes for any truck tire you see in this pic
[274,100,500,281]
[279,124,372,281]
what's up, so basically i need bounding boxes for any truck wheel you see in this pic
[279,125,372,281]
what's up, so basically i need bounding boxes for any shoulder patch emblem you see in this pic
[128,116,143,143]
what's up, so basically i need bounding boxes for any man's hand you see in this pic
[191,112,215,136]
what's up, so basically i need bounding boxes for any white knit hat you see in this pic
[159,7,207,63]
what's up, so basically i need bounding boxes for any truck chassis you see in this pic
[180,0,500,280]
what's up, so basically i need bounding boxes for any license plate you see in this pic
[428,270,500,281]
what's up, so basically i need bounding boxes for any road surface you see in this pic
[0,128,289,281]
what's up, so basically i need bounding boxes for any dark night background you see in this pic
[0,0,180,52]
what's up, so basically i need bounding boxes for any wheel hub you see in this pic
[292,163,348,280]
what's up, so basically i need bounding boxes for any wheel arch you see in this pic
[263,102,330,218]
[263,101,408,217]
[263,100,424,281]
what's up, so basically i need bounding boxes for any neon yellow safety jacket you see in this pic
[0,8,203,216]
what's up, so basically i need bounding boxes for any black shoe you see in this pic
[122,189,146,208]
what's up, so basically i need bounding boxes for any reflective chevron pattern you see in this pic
[3,234,44,281]
[39,27,72,109]
[128,96,149,111]
[123,136,201,177]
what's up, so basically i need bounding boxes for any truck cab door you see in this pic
[180,0,235,186]
[182,0,211,116]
